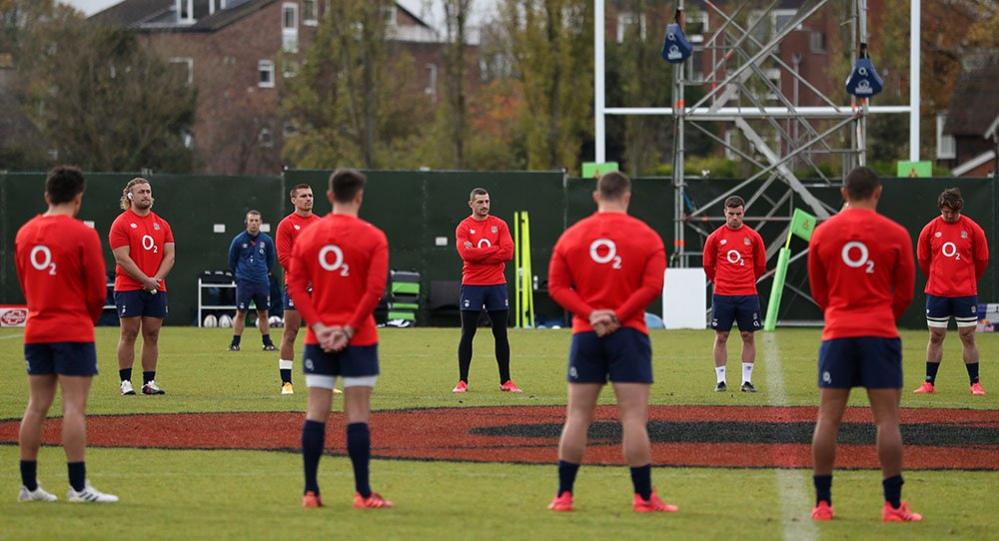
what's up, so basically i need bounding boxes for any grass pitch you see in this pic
[1,327,997,540]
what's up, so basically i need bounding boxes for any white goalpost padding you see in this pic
[662,268,707,329]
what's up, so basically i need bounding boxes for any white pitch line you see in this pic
[0,334,23,340]
[762,333,818,541]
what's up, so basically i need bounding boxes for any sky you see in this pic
[59,0,499,28]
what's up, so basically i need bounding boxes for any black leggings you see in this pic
[458,310,510,383]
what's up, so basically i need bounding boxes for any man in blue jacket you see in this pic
[228,210,276,351]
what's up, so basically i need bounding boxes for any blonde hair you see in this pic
[120,177,151,210]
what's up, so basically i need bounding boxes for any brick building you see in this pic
[92,0,475,174]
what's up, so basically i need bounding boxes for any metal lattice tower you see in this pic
[593,0,920,321]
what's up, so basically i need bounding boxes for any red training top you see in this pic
[108,209,174,292]
[549,212,666,335]
[807,208,915,340]
[276,211,322,281]
[455,215,513,285]
[15,215,107,343]
[703,224,766,296]
[287,214,389,347]
[917,215,989,297]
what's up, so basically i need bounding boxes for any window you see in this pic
[810,31,825,53]
[303,0,317,25]
[936,113,956,160]
[283,121,298,138]
[283,59,299,78]
[425,63,437,102]
[259,126,273,148]
[616,12,646,43]
[169,57,194,86]
[282,3,297,29]
[182,130,194,149]
[764,67,782,101]
[282,3,298,52]
[383,6,397,26]
[176,0,194,24]
[258,60,275,88]
[685,10,708,44]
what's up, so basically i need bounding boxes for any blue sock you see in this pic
[68,461,85,492]
[118,368,131,382]
[557,460,580,496]
[143,371,155,385]
[301,420,325,495]
[967,362,980,385]
[20,460,37,491]
[814,474,832,505]
[630,464,653,500]
[280,369,292,383]
[347,423,371,498]
[262,335,274,347]
[231,335,242,347]
[883,475,903,508]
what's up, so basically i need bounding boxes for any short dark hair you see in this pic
[246,209,261,218]
[843,166,881,201]
[469,187,488,201]
[597,171,630,200]
[46,165,85,205]
[289,183,312,198]
[937,187,963,211]
[329,168,366,203]
[724,195,745,209]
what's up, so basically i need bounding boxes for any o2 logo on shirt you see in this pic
[29,245,56,275]
[319,244,350,276]
[726,249,744,266]
[477,238,492,248]
[141,234,159,254]
[589,239,622,269]
[841,241,874,274]
[941,241,960,260]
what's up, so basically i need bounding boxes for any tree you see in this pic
[282,0,426,169]
[440,0,473,168]
[501,0,593,172]
[3,0,196,172]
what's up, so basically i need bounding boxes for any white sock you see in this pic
[742,362,754,384]
[279,359,293,370]
[715,366,726,384]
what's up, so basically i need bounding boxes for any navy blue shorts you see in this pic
[460,284,509,312]
[567,328,653,384]
[236,280,270,311]
[711,295,762,332]
[303,344,379,378]
[282,289,296,311]
[817,337,902,389]
[24,342,98,376]
[926,294,978,329]
[115,290,168,319]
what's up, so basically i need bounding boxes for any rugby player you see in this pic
[807,167,921,522]
[547,171,677,513]
[109,178,174,396]
[15,166,118,502]
[702,195,766,393]
[288,169,392,509]
[913,188,989,395]
[275,184,322,394]
[452,188,521,393]
[227,210,277,353]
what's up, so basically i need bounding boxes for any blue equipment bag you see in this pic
[661,22,693,64]
[845,46,883,97]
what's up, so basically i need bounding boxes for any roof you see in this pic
[90,0,276,33]
[944,55,999,137]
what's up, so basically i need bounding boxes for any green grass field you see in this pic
[1,327,997,540]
